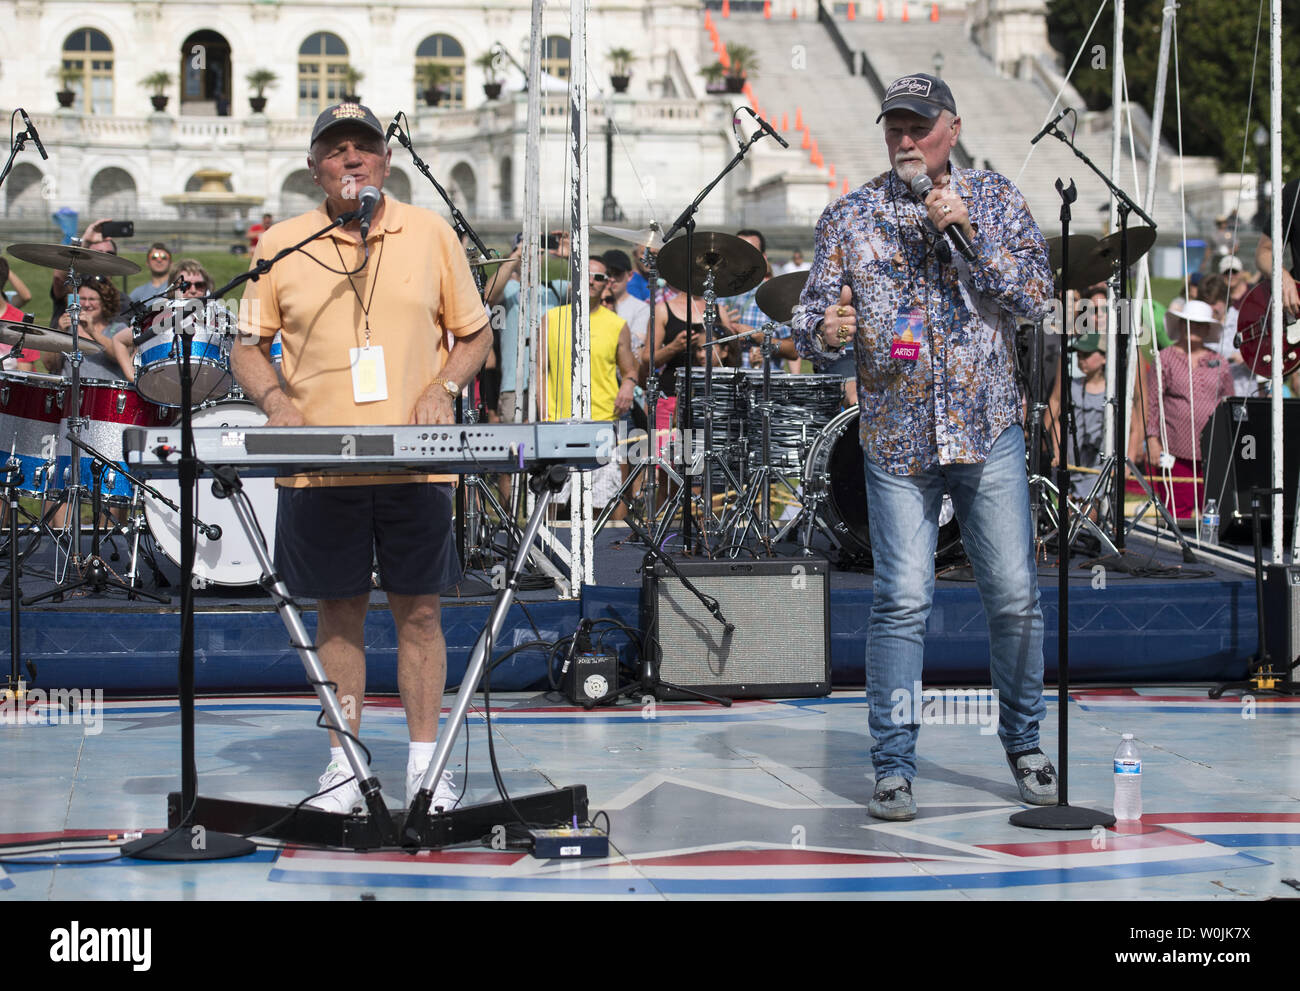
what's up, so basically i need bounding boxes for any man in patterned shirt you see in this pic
[791,72,1056,821]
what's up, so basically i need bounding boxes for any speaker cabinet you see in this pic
[1199,397,1300,539]
[640,557,831,700]
[1262,564,1300,671]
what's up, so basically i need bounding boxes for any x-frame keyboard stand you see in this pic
[166,463,587,850]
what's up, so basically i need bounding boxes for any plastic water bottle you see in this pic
[1202,499,1220,547]
[1113,734,1142,821]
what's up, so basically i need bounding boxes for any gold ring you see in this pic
[837,306,848,317]
[838,328,850,342]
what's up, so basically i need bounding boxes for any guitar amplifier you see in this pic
[1199,397,1300,539]
[1261,564,1300,673]
[640,557,831,701]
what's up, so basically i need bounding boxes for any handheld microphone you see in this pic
[909,174,976,263]
[1030,107,1070,146]
[18,109,47,160]
[357,185,381,240]
[743,107,789,148]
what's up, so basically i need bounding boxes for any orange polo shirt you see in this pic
[238,196,487,486]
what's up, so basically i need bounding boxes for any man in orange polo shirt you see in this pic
[233,103,491,815]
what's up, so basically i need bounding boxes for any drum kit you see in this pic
[594,229,946,564]
[0,241,274,604]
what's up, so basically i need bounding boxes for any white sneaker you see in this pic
[406,765,461,813]
[305,760,363,814]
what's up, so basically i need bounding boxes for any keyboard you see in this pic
[123,421,615,477]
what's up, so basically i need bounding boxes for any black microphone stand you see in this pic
[0,121,38,191]
[124,211,359,862]
[1011,178,1114,832]
[661,118,772,555]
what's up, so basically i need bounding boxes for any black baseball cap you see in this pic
[310,102,387,146]
[600,249,633,275]
[876,73,958,122]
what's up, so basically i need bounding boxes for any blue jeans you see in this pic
[863,425,1045,781]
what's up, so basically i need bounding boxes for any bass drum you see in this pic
[143,400,278,587]
[803,406,963,563]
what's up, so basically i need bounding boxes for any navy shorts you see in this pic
[274,483,462,599]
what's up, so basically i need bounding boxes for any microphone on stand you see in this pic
[356,185,381,241]
[1030,108,1070,146]
[909,174,976,263]
[385,118,401,145]
[741,107,789,149]
[17,109,48,160]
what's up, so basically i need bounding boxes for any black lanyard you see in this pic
[333,232,386,348]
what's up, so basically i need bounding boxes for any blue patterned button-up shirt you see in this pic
[791,167,1051,475]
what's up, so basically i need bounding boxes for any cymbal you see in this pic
[1092,225,1158,266]
[1046,234,1097,275]
[657,231,766,297]
[6,242,141,277]
[754,270,810,323]
[592,224,666,252]
[0,317,103,353]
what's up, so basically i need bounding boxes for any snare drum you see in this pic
[143,399,278,587]
[56,378,171,503]
[134,299,235,407]
[0,371,67,497]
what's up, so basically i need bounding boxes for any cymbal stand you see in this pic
[3,448,33,699]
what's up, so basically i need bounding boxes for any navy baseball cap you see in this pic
[310,102,386,146]
[600,249,633,275]
[876,73,958,122]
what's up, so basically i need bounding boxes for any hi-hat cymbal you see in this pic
[592,224,666,252]
[0,317,103,353]
[6,242,141,277]
[1092,225,1158,266]
[754,270,810,323]
[657,231,766,297]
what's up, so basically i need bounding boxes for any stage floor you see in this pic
[2,686,1296,900]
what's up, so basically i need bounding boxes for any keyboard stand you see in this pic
[164,462,587,850]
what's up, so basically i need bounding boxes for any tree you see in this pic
[1045,0,1300,181]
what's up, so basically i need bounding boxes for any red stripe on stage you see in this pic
[1141,812,1300,824]
[630,850,913,867]
[279,847,527,865]
[979,827,1204,857]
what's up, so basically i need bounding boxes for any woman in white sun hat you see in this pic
[1136,298,1235,520]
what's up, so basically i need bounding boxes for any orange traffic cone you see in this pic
[705,10,714,29]
[781,112,789,131]
[931,2,939,21]
[722,0,730,17]
[742,82,754,100]
[791,6,798,17]
[795,106,804,129]
[829,179,837,189]
[801,129,811,150]
[763,0,771,16]
[828,163,836,179]
[877,1,885,21]
[719,49,730,69]
[843,179,850,195]
[847,2,856,20]
[902,1,909,21]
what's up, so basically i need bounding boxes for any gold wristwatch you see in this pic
[431,376,459,398]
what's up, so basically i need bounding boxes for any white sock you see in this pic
[408,741,435,770]
[329,746,346,767]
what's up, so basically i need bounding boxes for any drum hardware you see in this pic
[652,238,763,554]
[22,433,169,605]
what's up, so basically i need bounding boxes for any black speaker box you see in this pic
[1199,397,1300,538]
[1261,564,1300,671]
[640,557,831,700]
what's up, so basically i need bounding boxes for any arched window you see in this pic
[61,29,114,115]
[415,35,466,110]
[298,32,349,117]
[89,168,137,218]
[180,30,232,116]
[541,36,570,81]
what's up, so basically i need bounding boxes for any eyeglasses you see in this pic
[588,273,609,283]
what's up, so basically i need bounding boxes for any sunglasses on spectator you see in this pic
[150,252,170,260]
[588,273,609,283]
[177,280,206,291]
